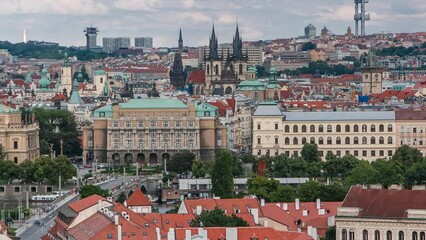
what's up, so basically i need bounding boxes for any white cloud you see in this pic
[0,0,108,15]
[113,0,159,11]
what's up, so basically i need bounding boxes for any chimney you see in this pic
[185,230,192,240]
[117,224,122,240]
[156,227,161,240]
[260,199,265,207]
[263,220,268,227]
[250,208,259,225]
[168,228,176,240]
[107,197,113,202]
[302,210,308,216]
[275,203,281,208]
[196,206,202,216]
[283,203,288,211]
[98,200,103,211]
[124,200,128,207]
[412,185,426,190]
[327,216,335,227]
[198,228,207,239]
[295,198,300,210]
[316,199,321,210]
[114,214,119,226]
[226,228,238,240]
[388,185,402,190]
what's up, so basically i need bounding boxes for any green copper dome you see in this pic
[76,71,84,82]
[39,65,51,89]
[25,71,32,83]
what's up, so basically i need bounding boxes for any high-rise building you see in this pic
[84,27,99,50]
[304,24,316,38]
[135,37,153,48]
[102,37,131,53]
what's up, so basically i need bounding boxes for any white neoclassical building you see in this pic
[336,186,426,240]
[252,102,397,161]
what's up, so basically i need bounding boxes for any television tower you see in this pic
[23,29,27,43]
[354,0,370,36]
[84,26,99,50]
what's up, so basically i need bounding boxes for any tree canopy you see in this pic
[211,151,234,198]
[167,151,196,175]
[80,185,110,199]
[190,207,248,227]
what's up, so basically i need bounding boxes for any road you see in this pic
[18,177,130,240]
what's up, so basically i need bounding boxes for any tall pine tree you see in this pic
[211,150,234,198]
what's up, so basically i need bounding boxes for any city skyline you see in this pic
[0,0,426,47]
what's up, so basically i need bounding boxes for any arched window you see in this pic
[310,125,315,132]
[379,137,384,144]
[336,137,341,144]
[362,124,368,132]
[327,124,332,132]
[354,137,359,144]
[293,137,299,145]
[310,137,315,144]
[399,231,404,240]
[285,137,290,145]
[207,64,210,74]
[345,124,351,132]
[375,230,381,240]
[388,124,393,132]
[293,125,298,133]
[302,125,307,133]
[362,137,368,144]
[345,137,350,144]
[387,231,392,240]
[319,125,324,132]
[285,125,290,133]
[420,232,425,240]
[364,230,369,240]
[413,232,418,240]
[336,125,341,132]
[302,137,307,144]
[388,136,393,144]
[371,124,376,132]
[214,64,219,75]
[350,230,355,240]
[354,125,359,132]
[379,124,385,132]
[342,230,348,240]
[319,137,324,145]
[327,137,332,145]
[371,136,376,144]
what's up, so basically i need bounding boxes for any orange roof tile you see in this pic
[126,188,153,206]
[68,194,106,212]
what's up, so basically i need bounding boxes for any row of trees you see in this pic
[377,43,426,57]
[281,60,357,77]
[0,156,76,184]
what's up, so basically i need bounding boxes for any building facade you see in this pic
[84,27,99,50]
[395,110,426,154]
[0,105,39,163]
[82,99,227,165]
[102,37,131,53]
[135,37,153,48]
[336,186,426,240]
[252,102,397,161]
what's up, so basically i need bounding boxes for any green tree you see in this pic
[33,108,82,157]
[346,161,378,186]
[371,159,404,188]
[211,151,234,198]
[404,159,426,187]
[325,226,336,240]
[191,159,206,178]
[0,160,19,183]
[301,143,321,163]
[301,42,317,51]
[247,176,281,202]
[272,185,296,203]
[79,185,110,199]
[392,145,423,171]
[18,160,36,184]
[47,156,77,185]
[116,192,127,204]
[190,207,248,227]
[168,151,196,175]
[324,155,360,180]
[320,183,349,201]
[39,139,50,155]
[0,144,5,160]
[296,180,323,202]
[274,155,308,177]
[33,156,53,183]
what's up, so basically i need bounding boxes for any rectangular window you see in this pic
[113,121,119,128]
[257,150,262,156]
[257,124,261,130]
[388,150,393,156]
[46,186,52,192]
[414,127,417,133]
[379,150,384,157]
[275,123,278,130]
[151,121,156,128]
[188,121,194,127]
[293,151,298,157]
[285,151,290,156]
[319,151,323,157]
[164,121,169,128]
[138,121,144,128]
[99,112,105,117]
[126,139,132,148]
[0,186,4,192]
[275,137,278,144]
[14,186,20,193]
[345,150,350,156]
[362,150,367,157]
[257,138,261,144]
[175,121,181,128]
[204,111,210,117]
[371,150,376,157]
[14,141,18,149]
[31,186,37,192]
[336,150,341,157]
[354,150,359,157]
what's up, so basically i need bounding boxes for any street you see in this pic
[18,177,130,240]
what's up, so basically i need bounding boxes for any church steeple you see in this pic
[233,23,243,58]
[209,24,219,59]
[178,28,183,52]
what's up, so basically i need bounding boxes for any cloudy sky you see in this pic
[1,0,426,47]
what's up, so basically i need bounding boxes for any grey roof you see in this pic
[283,111,395,121]
[253,103,283,116]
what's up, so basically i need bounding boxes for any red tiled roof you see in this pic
[126,188,153,206]
[342,186,426,218]
[395,109,426,120]
[188,70,205,84]
[183,198,263,218]
[68,212,112,240]
[69,194,105,212]
[279,231,314,240]
[159,213,194,231]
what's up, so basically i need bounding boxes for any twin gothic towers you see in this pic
[170,24,249,96]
